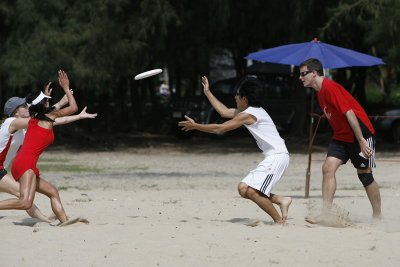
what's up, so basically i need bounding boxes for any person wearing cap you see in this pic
[0,70,97,225]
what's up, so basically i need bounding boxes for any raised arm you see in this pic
[48,70,78,119]
[53,107,97,126]
[202,76,237,119]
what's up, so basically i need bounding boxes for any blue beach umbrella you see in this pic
[246,38,384,69]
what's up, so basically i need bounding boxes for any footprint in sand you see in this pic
[227,218,262,227]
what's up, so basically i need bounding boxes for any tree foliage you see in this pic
[0,0,398,139]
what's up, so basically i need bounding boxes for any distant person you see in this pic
[0,70,94,225]
[299,58,382,223]
[179,76,291,224]
[158,81,171,105]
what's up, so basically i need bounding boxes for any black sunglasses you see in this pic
[299,70,313,77]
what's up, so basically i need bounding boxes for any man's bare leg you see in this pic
[306,157,342,224]
[238,182,284,224]
[364,181,382,219]
[270,193,292,221]
[356,168,382,219]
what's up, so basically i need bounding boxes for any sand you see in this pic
[1,138,399,267]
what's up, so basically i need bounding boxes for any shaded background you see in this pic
[0,0,399,147]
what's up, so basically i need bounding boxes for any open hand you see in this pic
[178,115,196,131]
[79,106,98,119]
[58,70,70,91]
[44,82,52,96]
[201,76,210,94]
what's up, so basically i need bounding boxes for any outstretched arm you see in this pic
[202,76,237,119]
[345,109,373,158]
[53,107,97,126]
[179,113,255,135]
[8,118,30,134]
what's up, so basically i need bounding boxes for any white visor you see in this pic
[31,91,52,105]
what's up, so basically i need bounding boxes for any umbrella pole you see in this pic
[305,90,315,198]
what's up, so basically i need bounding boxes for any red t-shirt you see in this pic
[317,78,375,142]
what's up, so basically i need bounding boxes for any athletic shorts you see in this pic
[0,169,7,181]
[241,153,289,197]
[327,135,376,169]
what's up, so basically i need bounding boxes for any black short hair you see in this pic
[299,58,324,76]
[235,76,264,107]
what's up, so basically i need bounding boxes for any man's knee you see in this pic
[358,172,374,187]
[238,182,249,198]
[322,162,335,176]
[322,157,343,176]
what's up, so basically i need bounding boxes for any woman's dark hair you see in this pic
[235,76,264,107]
[26,91,55,122]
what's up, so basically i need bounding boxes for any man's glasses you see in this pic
[299,70,313,77]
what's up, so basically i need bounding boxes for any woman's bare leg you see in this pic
[0,173,52,222]
[0,170,37,210]
[36,177,67,223]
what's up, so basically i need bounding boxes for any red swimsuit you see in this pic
[11,118,54,181]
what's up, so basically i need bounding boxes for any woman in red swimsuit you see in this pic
[0,70,77,224]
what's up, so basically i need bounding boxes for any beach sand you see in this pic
[1,138,399,267]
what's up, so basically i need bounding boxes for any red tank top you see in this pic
[11,118,54,180]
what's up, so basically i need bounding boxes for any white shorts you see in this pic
[241,153,289,197]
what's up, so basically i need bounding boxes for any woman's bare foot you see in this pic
[58,217,89,227]
[274,219,286,225]
[47,213,57,221]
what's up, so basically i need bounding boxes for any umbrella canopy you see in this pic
[246,38,384,69]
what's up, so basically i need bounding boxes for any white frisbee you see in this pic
[134,69,163,80]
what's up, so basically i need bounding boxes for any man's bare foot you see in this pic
[305,205,352,228]
[279,197,292,221]
[373,213,383,220]
[305,216,318,224]
[305,213,333,225]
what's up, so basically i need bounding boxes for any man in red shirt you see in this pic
[299,58,382,223]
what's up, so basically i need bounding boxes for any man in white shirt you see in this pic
[179,76,291,224]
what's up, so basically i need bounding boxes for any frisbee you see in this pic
[134,69,162,80]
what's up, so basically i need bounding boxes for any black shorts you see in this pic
[327,135,376,169]
[0,169,7,180]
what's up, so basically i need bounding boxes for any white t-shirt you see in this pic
[0,118,25,169]
[241,106,288,157]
